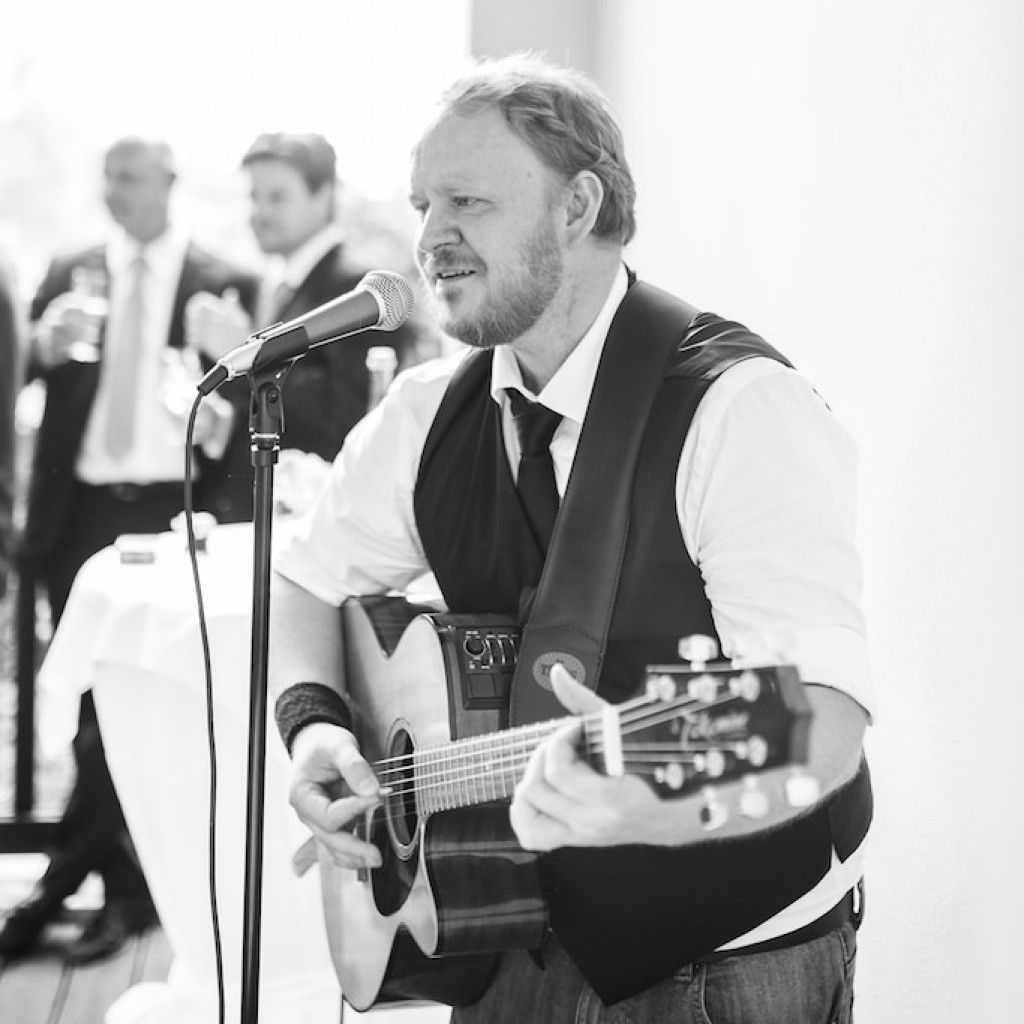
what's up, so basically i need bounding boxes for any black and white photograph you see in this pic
[1,2,1020,1022]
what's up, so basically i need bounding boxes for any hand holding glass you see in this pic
[185,287,252,361]
[37,266,109,365]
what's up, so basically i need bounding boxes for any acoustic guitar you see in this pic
[298,596,817,1010]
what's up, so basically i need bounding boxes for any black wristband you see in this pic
[274,682,353,755]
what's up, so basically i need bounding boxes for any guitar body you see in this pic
[319,597,547,1009]
[318,596,814,1010]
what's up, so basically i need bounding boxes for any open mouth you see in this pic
[433,269,476,282]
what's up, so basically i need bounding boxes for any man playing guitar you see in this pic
[269,54,873,1024]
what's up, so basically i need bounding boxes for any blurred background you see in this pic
[2,1,1022,1021]
[0,0,473,290]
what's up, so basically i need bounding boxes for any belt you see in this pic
[78,481,184,503]
[700,879,864,963]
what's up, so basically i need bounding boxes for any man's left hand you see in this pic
[509,666,683,850]
[185,288,252,361]
[510,664,868,853]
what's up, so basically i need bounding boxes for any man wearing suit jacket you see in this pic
[0,137,258,964]
[187,132,416,522]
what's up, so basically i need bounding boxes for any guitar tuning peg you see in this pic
[699,786,729,831]
[739,776,770,819]
[646,673,677,702]
[687,673,719,705]
[729,669,761,702]
[694,748,726,779]
[678,634,719,668]
[655,760,686,791]
[740,735,768,768]
[784,770,821,809]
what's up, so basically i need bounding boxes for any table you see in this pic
[36,523,448,1024]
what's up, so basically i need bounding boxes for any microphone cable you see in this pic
[182,393,227,1024]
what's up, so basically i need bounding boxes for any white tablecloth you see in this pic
[36,523,448,1024]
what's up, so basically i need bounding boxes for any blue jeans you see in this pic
[450,922,859,1024]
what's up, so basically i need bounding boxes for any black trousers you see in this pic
[36,480,185,910]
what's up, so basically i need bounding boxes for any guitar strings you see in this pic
[371,688,743,778]
[374,739,747,791]
[364,749,732,809]
[370,689,745,786]
[363,691,758,804]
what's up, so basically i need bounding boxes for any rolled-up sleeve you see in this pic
[678,357,874,719]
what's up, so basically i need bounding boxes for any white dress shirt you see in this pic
[275,264,874,948]
[76,225,192,484]
[256,222,345,327]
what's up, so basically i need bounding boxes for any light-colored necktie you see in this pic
[256,278,295,329]
[104,253,147,458]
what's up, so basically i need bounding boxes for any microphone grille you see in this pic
[361,271,415,331]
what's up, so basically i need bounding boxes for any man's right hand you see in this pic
[184,287,253,361]
[35,292,101,367]
[288,722,384,871]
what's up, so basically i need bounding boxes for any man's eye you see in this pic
[452,196,481,209]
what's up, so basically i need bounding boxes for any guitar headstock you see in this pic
[601,634,817,829]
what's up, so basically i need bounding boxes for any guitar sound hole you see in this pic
[371,725,420,917]
[385,726,419,855]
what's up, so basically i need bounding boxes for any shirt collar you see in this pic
[106,223,188,275]
[264,221,345,291]
[491,262,629,425]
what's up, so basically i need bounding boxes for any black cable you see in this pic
[182,395,226,1024]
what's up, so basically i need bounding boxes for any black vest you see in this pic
[414,282,872,1003]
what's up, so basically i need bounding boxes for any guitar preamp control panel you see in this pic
[434,616,521,713]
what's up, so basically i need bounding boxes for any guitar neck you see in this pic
[404,714,604,817]
[345,599,813,826]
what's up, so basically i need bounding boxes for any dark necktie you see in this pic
[508,388,562,553]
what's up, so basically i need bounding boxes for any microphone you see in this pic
[197,270,414,395]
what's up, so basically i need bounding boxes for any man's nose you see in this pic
[417,207,461,254]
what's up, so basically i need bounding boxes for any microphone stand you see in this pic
[239,362,289,1024]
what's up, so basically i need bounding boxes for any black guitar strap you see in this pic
[509,280,698,725]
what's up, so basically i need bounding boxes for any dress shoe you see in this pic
[0,888,66,960]
[62,901,159,965]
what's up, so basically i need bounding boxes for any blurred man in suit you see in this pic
[186,132,416,520]
[0,136,258,964]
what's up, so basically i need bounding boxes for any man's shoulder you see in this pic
[385,347,470,415]
[391,347,470,396]
[184,242,259,283]
[667,311,794,382]
[46,243,107,276]
[303,244,365,295]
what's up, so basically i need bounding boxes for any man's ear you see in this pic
[563,170,605,245]
[312,182,336,219]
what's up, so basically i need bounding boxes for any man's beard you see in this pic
[436,220,563,350]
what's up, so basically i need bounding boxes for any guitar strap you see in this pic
[509,279,698,725]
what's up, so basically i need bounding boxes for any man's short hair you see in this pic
[241,132,337,193]
[437,53,637,245]
[105,136,177,181]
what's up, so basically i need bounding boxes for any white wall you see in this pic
[593,2,1023,1020]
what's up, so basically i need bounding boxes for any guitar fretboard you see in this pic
[411,716,590,816]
